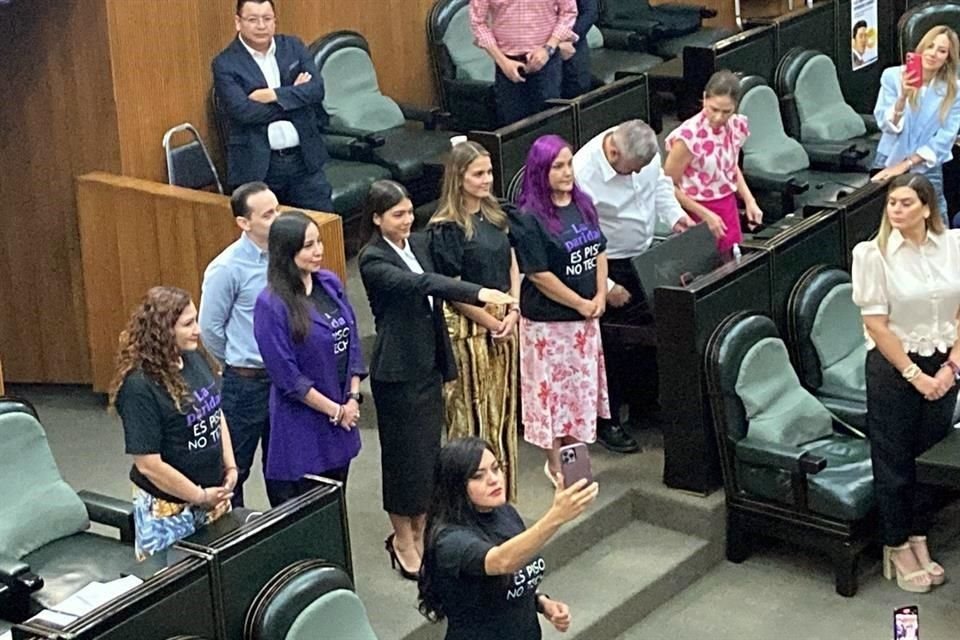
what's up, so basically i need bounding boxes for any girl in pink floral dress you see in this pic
[664,70,764,257]
[511,135,611,481]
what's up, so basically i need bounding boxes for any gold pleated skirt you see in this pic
[442,301,519,501]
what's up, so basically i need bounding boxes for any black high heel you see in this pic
[384,533,419,581]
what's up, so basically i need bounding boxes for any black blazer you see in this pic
[212,35,330,187]
[359,233,482,383]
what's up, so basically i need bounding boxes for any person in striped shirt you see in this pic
[470,0,578,125]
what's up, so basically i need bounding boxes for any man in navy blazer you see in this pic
[213,0,333,212]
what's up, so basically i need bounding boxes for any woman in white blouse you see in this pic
[852,173,960,593]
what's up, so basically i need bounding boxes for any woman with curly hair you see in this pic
[109,286,237,560]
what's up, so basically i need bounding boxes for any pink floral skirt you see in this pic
[690,193,741,255]
[519,317,610,449]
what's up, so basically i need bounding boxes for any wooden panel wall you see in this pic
[105,0,439,185]
[0,0,120,383]
[650,0,793,29]
[77,173,346,393]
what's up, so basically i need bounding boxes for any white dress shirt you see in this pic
[573,128,685,260]
[852,228,960,355]
[385,236,433,309]
[239,36,300,151]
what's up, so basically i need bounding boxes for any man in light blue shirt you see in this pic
[200,181,278,507]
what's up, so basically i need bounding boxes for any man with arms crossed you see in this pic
[573,120,694,453]
[200,182,278,507]
[213,0,333,212]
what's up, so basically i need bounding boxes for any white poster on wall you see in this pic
[851,0,879,70]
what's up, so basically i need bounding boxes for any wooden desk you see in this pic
[917,429,960,489]
[76,173,345,393]
[0,358,5,396]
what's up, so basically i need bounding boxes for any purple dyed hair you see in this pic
[516,135,599,235]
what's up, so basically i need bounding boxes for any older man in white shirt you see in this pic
[573,119,694,452]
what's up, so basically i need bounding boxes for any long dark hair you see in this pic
[418,437,494,622]
[267,211,319,343]
[516,134,599,235]
[360,179,412,245]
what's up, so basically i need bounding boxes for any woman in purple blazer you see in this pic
[254,211,366,506]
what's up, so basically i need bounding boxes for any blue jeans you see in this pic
[494,54,562,126]
[874,153,950,225]
[221,369,271,508]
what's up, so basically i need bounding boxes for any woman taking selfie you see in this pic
[359,180,515,580]
[418,437,598,639]
[429,141,521,501]
[871,25,960,225]
[852,173,960,593]
[110,286,236,560]
[254,211,365,506]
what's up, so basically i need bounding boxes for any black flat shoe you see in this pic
[385,533,419,581]
[597,420,641,454]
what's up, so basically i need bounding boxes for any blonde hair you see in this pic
[877,173,945,254]
[909,25,960,121]
[429,141,508,238]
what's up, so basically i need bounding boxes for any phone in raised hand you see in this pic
[558,443,592,489]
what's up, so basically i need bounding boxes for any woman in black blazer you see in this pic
[358,180,515,580]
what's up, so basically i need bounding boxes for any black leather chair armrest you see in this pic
[78,490,135,544]
[397,102,450,130]
[736,438,827,475]
[0,553,43,593]
[861,114,879,134]
[321,125,386,149]
[322,133,381,162]
[803,141,869,170]
[744,168,809,195]
[597,27,650,52]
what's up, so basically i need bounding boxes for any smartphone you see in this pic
[906,53,923,88]
[894,605,919,640]
[558,443,592,489]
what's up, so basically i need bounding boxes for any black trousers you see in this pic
[866,349,956,546]
[220,368,271,508]
[561,39,592,99]
[600,257,658,421]
[266,465,350,509]
[494,54,562,126]
[247,148,333,213]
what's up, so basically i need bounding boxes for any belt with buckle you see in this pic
[226,366,270,379]
[271,147,300,157]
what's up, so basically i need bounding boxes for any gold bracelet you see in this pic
[902,363,922,382]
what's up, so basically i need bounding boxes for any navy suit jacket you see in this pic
[212,35,329,187]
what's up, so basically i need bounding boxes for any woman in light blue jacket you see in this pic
[872,25,960,225]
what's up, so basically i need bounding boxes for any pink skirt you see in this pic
[690,193,741,255]
[519,317,610,449]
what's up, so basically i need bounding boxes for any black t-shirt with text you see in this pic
[309,285,351,384]
[430,216,512,291]
[512,204,607,322]
[117,350,224,503]
[433,505,544,640]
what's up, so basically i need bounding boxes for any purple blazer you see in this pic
[253,270,366,481]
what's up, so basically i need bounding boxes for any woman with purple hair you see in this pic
[511,135,611,481]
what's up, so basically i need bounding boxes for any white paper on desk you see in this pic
[53,575,144,617]
[1,630,13,640]
[27,608,78,628]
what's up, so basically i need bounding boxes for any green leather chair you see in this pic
[704,312,874,596]
[598,0,732,59]
[787,266,868,432]
[427,0,499,132]
[244,560,377,640]
[737,75,870,221]
[0,398,136,623]
[310,31,453,205]
[776,49,879,168]
[898,1,960,60]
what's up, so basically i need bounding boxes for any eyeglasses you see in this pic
[240,15,275,26]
